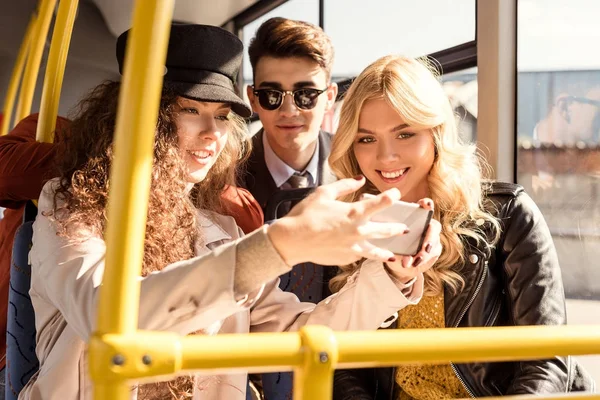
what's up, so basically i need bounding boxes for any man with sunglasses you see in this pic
[240,17,339,400]
[241,17,338,218]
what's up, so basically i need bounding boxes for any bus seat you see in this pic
[5,202,38,400]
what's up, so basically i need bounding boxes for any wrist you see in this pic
[383,263,417,286]
[266,218,304,266]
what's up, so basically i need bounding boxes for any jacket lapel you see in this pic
[444,238,487,328]
[195,212,233,256]
[241,129,278,210]
[317,131,337,185]
[241,130,336,208]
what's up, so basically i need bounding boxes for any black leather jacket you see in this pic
[333,182,595,399]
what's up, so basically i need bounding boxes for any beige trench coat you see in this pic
[19,180,424,400]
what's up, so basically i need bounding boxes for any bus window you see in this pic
[442,67,478,143]
[517,0,600,382]
[324,0,475,79]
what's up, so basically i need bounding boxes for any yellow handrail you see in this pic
[88,323,600,398]
[88,0,175,398]
[1,14,37,136]
[15,0,57,123]
[176,325,600,371]
[96,324,600,375]
[36,0,79,143]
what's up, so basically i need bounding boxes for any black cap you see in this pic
[116,23,252,118]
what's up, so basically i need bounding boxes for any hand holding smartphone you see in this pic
[363,194,433,256]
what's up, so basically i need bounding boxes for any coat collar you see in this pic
[197,211,232,246]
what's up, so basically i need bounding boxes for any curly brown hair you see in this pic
[49,80,251,398]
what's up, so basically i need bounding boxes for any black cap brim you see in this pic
[164,81,252,118]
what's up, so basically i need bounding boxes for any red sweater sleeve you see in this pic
[220,185,264,234]
[0,113,69,208]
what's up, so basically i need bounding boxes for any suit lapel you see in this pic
[317,131,337,185]
[241,129,278,210]
[241,130,337,208]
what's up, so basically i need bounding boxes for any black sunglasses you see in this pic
[252,87,328,111]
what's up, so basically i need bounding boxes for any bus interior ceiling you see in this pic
[0,0,259,118]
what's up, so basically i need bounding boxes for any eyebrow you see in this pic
[256,81,321,90]
[293,81,321,89]
[216,104,232,111]
[179,99,231,111]
[357,124,409,134]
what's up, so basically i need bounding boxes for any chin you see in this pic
[186,171,208,184]
[293,135,317,150]
[379,179,405,193]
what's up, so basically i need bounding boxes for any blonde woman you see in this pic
[329,55,594,398]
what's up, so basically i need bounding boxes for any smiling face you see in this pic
[248,56,337,156]
[175,97,231,184]
[353,98,435,203]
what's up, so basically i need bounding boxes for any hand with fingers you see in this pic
[384,198,443,284]
[266,176,411,267]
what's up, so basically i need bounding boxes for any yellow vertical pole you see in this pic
[293,326,338,400]
[15,0,57,123]
[1,14,37,136]
[36,0,79,143]
[89,0,174,398]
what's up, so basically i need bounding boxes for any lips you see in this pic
[276,120,304,129]
[187,149,214,165]
[377,168,409,183]
[277,124,304,129]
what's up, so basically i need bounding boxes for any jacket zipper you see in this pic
[449,261,488,398]
[451,363,476,398]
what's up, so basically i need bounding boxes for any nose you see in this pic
[198,116,223,141]
[375,139,398,163]
[278,92,300,117]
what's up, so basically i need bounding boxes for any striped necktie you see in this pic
[286,172,310,189]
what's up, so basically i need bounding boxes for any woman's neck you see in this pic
[400,188,431,204]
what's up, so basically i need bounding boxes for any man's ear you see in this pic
[325,82,339,112]
[247,85,259,113]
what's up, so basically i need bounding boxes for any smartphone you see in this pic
[363,194,433,256]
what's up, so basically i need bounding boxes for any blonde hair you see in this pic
[328,55,501,296]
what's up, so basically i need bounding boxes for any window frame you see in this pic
[229,0,495,142]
